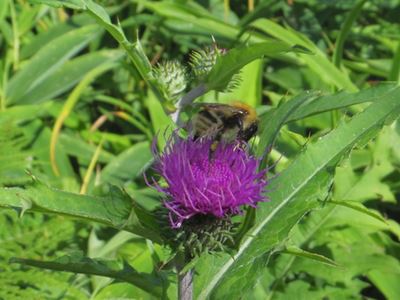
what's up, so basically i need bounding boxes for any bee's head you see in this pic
[240,121,258,141]
[231,102,258,141]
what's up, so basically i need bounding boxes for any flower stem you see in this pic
[171,84,207,124]
[178,268,194,300]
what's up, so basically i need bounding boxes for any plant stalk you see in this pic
[171,84,207,124]
[178,268,194,300]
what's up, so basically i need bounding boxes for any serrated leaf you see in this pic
[10,254,164,298]
[0,181,162,242]
[195,85,400,299]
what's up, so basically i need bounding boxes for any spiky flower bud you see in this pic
[189,45,227,80]
[189,45,241,92]
[153,60,187,103]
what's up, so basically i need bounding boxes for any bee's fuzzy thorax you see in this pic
[189,101,259,145]
[231,101,257,121]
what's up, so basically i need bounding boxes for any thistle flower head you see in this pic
[149,134,268,228]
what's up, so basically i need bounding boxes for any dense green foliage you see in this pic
[0,0,399,299]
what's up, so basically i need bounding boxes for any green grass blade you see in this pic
[27,50,124,104]
[219,59,263,107]
[250,19,358,92]
[389,41,400,82]
[28,0,85,9]
[50,62,117,176]
[20,13,94,59]
[100,142,153,185]
[6,24,100,105]
[29,0,165,103]
[332,0,367,68]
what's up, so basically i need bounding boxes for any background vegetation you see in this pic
[0,0,399,299]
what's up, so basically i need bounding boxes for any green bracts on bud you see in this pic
[190,45,241,92]
[153,60,187,103]
[189,45,226,80]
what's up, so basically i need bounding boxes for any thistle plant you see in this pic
[2,2,400,300]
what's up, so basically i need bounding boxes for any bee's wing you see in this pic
[190,109,224,139]
[187,103,242,140]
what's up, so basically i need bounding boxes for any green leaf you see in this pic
[25,50,124,104]
[94,282,153,300]
[219,59,263,107]
[20,13,94,59]
[133,0,240,40]
[368,271,400,300]
[0,212,87,299]
[286,83,398,122]
[256,91,320,157]
[6,24,100,105]
[334,129,396,202]
[100,142,153,185]
[0,118,32,186]
[10,254,165,298]
[389,42,400,82]
[0,181,162,242]
[195,86,400,299]
[146,91,176,149]
[206,42,305,92]
[28,0,85,9]
[59,132,115,165]
[326,200,387,224]
[30,0,165,104]
[257,84,399,158]
[283,246,338,267]
[332,0,367,68]
[250,19,358,91]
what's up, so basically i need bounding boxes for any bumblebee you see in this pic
[188,102,259,146]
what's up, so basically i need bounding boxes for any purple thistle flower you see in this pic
[149,135,269,228]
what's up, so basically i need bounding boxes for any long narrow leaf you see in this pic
[6,25,100,105]
[195,86,400,299]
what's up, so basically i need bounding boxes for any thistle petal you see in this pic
[149,134,269,228]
